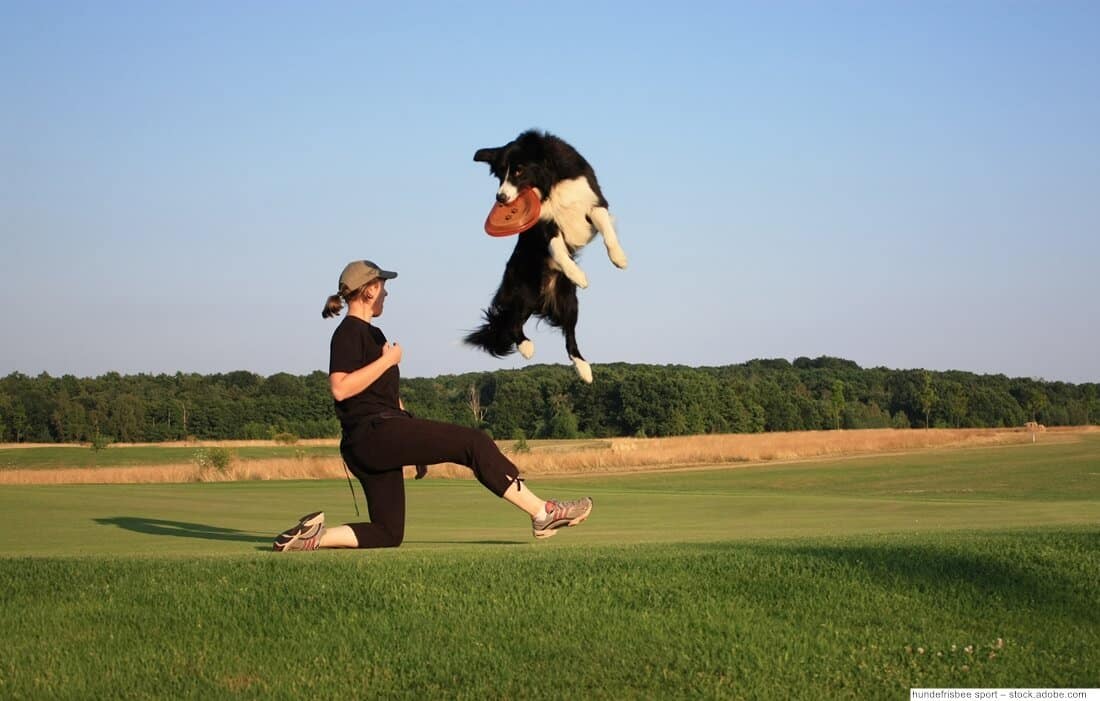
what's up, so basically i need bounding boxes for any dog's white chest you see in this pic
[540,177,599,248]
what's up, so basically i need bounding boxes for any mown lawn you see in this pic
[1,437,1098,698]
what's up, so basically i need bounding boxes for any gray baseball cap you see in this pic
[339,260,397,293]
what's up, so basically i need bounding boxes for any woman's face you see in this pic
[367,280,388,317]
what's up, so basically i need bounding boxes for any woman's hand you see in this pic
[330,342,403,401]
[381,341,402,367]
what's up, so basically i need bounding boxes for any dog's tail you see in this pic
[464,307,516,358]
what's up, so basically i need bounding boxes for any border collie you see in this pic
[465,129,627,383]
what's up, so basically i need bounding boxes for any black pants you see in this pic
[340,416,521,549]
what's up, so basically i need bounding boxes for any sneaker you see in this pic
[272,511,326,552]
[532,498,593,539]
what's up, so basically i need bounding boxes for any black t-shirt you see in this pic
[329,316,400,432]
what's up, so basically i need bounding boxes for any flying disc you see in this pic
[484,188,541,237]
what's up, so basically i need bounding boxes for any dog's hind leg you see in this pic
[502,290,539,360]
[466,294,537,360]
[548,235,589,289]
[570,351,592,383]
[547,278,592,383]
[588,207,627,269]
[497,303,535,360]
[517,339,534,359]
[509,281,542,360]
[565,323,592,384]
[515,325,535,359]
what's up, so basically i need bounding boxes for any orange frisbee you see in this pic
[484,188,541,237]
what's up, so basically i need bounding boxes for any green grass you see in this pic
[1,437,1098,698]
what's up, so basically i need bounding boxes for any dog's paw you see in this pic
[571,357,593,384]
[517,340,535,359]
[566,269,589,289]
[608,247,628,269]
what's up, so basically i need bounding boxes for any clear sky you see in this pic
[2,1,1098,383]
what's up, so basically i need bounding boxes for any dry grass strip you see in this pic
[2,427,1089,486]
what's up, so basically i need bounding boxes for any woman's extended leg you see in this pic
[347,417,592,538]
[347,417,521,497]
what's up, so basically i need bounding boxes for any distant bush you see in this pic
[272,432,299,445]
[193,447,233,473]
[90,433,112,452]
[511,429,530,454]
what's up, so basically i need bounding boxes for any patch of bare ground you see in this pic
[1,427,1094,485]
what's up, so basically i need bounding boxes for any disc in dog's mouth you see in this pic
[484,188,541,237]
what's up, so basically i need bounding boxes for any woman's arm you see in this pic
[329,342,402,401]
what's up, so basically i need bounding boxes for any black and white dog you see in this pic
[465,130,627,383]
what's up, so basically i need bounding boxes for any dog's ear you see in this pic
[473,147,499,163]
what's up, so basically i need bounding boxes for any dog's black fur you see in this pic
[464,222,582,355]
[465,130,626,383]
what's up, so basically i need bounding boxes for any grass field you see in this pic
[1,435,1098,698]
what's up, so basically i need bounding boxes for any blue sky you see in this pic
[2,1,1098,383]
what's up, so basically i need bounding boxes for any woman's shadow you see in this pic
[94,516,270,545]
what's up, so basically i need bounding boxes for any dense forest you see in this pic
[0,358,1096,444]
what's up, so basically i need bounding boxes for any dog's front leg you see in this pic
[548,235,589,289]
[588,207,628,269]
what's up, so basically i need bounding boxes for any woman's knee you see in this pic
[348,522,404,549]
[370,510,405,547]
[382,523,404,547]
[467,427,500,456]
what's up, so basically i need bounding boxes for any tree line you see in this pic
[0,357,1096,444]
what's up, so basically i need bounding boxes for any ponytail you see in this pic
[322,280,379,319]
[321,293,344,319]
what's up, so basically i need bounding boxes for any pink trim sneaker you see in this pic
[272,511,326,552]
[532,498,592,539]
